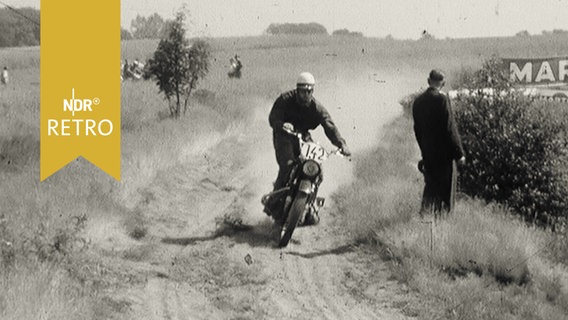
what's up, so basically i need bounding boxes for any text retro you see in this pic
[47,88,114,136]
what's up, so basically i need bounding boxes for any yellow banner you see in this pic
[41,0,121,181]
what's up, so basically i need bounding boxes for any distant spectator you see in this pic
[228,54,243,79]
[131,58,141,73]
[412,69,465,216]
[1,67,8,85]
[122,59,130,78]
[230,54,242,69]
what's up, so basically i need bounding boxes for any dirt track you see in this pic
[84,73,421,319]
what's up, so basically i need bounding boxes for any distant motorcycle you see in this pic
[262,128,348,247]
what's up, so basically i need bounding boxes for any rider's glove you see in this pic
[340,145,352,157]
[282,122,294,132]
[302,132,313,142]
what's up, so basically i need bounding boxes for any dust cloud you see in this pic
[314,70,419,197]
[241,70,421,216]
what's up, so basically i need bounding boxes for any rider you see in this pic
[263,72,351,224]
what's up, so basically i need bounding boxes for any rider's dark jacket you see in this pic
[269,89,346,148]
[268,89,346,189]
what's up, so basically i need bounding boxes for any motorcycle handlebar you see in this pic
[283,127,350,159]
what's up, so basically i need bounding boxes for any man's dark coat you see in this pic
[412,87,464,212]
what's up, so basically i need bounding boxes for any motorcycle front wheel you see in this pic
[279,192,308,247]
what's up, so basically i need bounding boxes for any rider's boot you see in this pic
[262,194,284,219]
[302,207,320,226]
[263,206,272,216]
[262,196,274,216]
[262,200,273,217]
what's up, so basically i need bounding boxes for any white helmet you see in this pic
[296,72,315,89]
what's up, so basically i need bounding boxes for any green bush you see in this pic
[451,58,568,226]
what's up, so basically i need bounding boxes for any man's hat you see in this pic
[428,69,445,82]
[297,72,315,89]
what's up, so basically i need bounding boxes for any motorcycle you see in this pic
[262,128,348,247]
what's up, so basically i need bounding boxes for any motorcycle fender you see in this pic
[297,179,313,194]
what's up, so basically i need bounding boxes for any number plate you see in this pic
[301,142,327,163]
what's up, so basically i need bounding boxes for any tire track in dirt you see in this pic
[264,220,411,320]
[127,277,226,320]
[84,146,242,319]
[277,245,358,319]
[93,125,411,319]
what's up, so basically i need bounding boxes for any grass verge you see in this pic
[334,100,568,319]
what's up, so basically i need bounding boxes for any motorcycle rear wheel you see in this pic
[279,193,308,247]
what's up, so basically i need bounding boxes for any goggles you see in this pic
[297,84,314,94]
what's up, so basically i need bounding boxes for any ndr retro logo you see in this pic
[47,88,113,137]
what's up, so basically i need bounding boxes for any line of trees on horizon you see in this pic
[121,16,369,39]
[331,28,363,37]
[3,7,568,46]
[264,22,364,37]
[265,22,328,35]
[122,13,175,40]
[516,29,568,37]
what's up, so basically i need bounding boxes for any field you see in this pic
[1,33,568,319]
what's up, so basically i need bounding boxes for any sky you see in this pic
[3,0,568,39]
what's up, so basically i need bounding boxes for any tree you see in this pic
[265,22,328,35]
[184,40,211,114]
[332,28,363,37]
[121,28,133,40]
[130,13,165,39]
[160,19,176,38]
[146,11,211,118]
[515,30,530,37]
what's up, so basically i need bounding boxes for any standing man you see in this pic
[263,72,351,224]
[228,54,242,78]
[1,67,8,85]
[412,69,465,215]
